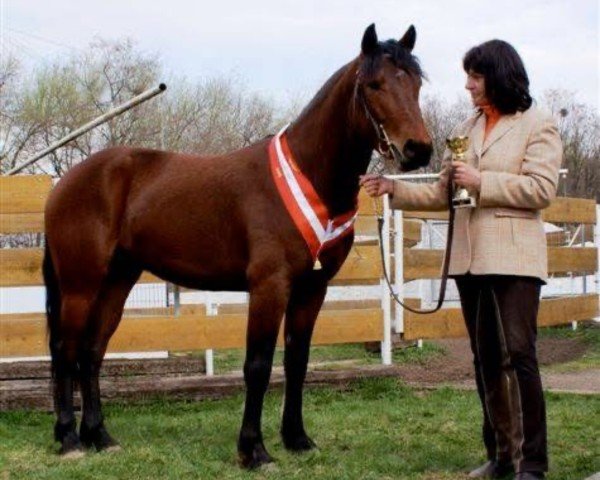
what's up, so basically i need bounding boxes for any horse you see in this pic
[43,23,432,468]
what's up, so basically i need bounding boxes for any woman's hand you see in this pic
[452,161,481,192]
[359,174,394,198]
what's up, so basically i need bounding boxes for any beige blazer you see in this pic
[391,105,563,281]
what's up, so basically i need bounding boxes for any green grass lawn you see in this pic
[1,378,598,480]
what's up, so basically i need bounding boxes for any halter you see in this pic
[355,77,404,164]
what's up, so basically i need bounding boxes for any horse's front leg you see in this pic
[281,277,328,451]
[238,267,290,469]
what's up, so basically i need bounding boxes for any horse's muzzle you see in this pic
[396,139,432,172]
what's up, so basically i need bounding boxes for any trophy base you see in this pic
[452,196,476,208]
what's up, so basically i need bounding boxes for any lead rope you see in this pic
[375,170,456,314]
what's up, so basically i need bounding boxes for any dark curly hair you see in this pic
[463,40,532,114]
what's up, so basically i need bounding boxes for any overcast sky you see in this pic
[2,0,598,112]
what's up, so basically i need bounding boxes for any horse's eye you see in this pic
[367,81,381,90]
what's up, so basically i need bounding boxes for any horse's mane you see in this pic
[362,39,425,79]
[294,64,350,120]
[296,39,425,123]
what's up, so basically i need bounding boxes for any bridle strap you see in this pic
[356,87,395,160]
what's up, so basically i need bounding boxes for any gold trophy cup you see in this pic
[446,136,476,208]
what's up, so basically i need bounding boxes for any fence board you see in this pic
[396,198,597,224]
[0,248,43,287]
[403,247,598,280]
[403,249,443,280]
[403,294,599,340]
[548,247,598,274]
[2,246,595,287]
[218,299,381,315]
[543,197,597,224]
[537,294,600,327]
[0,175,53,214]
[349,217,422,247]
[0,213,45,234]
[354,216,378,236]
[1,244,384,287]
[0,308,383,357]
[357,190,379,216]
[330,244,383,285]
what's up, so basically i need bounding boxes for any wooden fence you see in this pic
[0,175,598,362]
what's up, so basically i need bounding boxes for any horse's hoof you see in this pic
[238,443,274,469]
[95,437,120,453]
[58,430,84,458]
[60,448,85,460]
[80,424,119,452]
[283,432,317,452]
[102,444,122,454]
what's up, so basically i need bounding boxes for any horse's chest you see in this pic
[319,235,354,278]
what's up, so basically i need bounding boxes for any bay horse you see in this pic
[43,24,432,467]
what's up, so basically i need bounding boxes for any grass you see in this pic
[539,322,600,372]
[1,378,598,480]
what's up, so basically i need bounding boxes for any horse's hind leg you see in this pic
[238,266,290,469]
[281,278,327,451]
[78,251,142,452]
[52,292,96,458]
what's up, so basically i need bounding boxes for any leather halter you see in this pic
[355,82,405,165]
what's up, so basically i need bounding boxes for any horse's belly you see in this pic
[144,262,248,292]
[122,212,249,291]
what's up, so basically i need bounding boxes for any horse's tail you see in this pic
[43,241,61,378]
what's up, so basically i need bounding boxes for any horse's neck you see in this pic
[287,61,374,217]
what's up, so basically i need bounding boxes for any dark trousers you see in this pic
[455,274,548,474]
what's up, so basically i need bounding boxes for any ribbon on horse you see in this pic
[269,126,357,267]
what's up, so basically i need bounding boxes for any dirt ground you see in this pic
[1,329,597,411]
[392,336,598,393]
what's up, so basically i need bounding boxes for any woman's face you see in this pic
[465,70,488,107]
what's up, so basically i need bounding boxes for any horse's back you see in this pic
[44,141,290,290]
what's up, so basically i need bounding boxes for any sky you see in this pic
[1,0,598,112]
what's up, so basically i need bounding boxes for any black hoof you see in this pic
[80,423,120,452]
[282,431,317,451]
[238,442,274,469]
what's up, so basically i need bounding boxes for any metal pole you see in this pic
[394,209,404,334]
[206,301,217,376]
[173,286,181,317]
[381,194,392,365]
[6,83,167,175]
[595,205,600,322]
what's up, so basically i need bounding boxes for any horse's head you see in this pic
[356,24,432,172]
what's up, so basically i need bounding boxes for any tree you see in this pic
[1,38,283,177]
[541,89,600,201]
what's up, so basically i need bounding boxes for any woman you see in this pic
[360,40,562,480]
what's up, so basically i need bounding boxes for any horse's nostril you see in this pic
[403,140,432,160]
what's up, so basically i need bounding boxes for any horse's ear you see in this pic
[399,25,416,52]
[361,23,378,56]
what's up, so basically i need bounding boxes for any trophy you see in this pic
[446,136,476,208]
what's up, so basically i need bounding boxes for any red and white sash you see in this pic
[269,126,357,267]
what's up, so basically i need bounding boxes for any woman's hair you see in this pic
[463,40,532,114]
